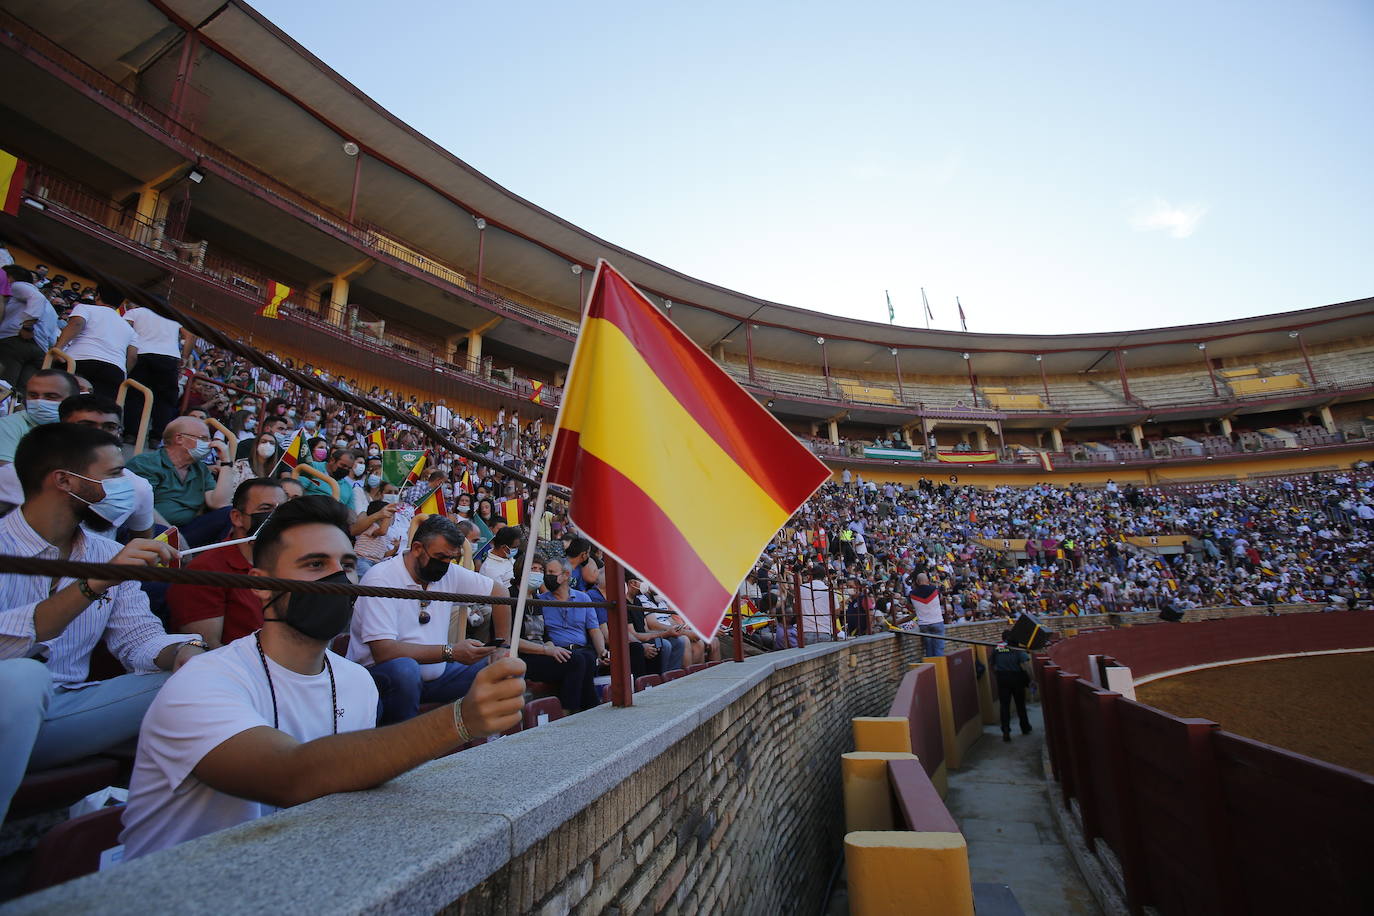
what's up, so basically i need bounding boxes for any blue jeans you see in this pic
[656,636,686,672]
[0,659,169,821]
[368,655,490,725]
[918,622,946,657]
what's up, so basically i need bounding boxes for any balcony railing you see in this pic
[22,165,563,408]
[0,10,577,337]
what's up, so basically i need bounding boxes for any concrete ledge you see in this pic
[8,634,891,915]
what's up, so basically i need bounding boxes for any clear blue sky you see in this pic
[254,0,1373,334]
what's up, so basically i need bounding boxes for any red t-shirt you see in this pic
[167,544,263,644]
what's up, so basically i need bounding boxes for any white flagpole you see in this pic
[505,472,551,659]
[504,259,607,658]
[180,534,256,557]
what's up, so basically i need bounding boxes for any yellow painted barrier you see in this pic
[846,832,975,916]
[852,717,912,755]
[842,752,916,833]
[929,655,982,769]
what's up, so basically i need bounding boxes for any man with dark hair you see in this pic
[0,369,79,464]
[167,478,287,647]
[52,283,137,401]
[301,446,359,508]
[799,564,836,643]
[563,536,594,590]
[119,495,528,857]
[0,394,155,538]
[348,515,509,724]
[478,524,523,595]
[236,413,290,462]
[0,423,206,822]
[0,264,59,391]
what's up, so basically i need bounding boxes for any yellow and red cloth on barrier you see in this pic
[935,450,998,464]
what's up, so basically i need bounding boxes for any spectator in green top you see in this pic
[126,415,236,544]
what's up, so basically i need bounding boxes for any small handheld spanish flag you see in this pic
[498,497,524,527]
[529,380,544,405]
[259,281,290,319]
[366,428,385,452]
[417,486,447,517]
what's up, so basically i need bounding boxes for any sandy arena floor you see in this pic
[1136,651,1374,775]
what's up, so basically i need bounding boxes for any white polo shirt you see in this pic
[119,635,377,859]
[347,554,494,680]
[65,303,138,367]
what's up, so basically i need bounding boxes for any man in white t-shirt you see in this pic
[349,515,509,724]
[478,524,522,595]
[52,284,137,401]
[123,305,190,441]
[799,565,835,641]
[119,496,528,859]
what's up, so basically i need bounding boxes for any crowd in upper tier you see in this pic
[0,254,1370,875]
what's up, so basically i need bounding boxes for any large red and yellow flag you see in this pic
[0,150,28,216]
[547,261,829,637]
[258,281,290,318]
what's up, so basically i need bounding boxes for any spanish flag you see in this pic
[417,486,446,517]
[529,380,544,404]
[259,281,290,318]
[401,451,428,488]
[275,429,304,471]
[457,466,472,495]
[0,150,28,216]
[547,261,829,637]
[366,428,385,452]
[498,497,523,527]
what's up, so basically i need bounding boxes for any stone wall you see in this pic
[456,634,923,915]
[10,635,920,916]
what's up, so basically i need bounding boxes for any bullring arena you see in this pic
[0,2,1371,914]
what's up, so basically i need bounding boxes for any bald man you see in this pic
[126,415,235,535]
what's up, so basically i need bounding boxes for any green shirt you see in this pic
[126,448,213,527]
[299,461,355,508]
[0,412,37,463]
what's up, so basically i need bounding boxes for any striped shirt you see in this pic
[0,509,189,687]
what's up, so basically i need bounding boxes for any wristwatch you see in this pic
[180,639,210,652]
[442,644,455,662]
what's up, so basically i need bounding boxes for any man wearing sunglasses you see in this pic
[347,515,512,724]
[0,394,155,539]
[120,496,527,857]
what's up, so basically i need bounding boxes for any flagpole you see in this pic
[505,472,551,662]
[921,287,931,330]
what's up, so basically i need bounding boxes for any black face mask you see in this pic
[416,548,451,584]
[543,573,561,592]
[263,570,356,641]
[329,465,350,481]
[248,510,273,536]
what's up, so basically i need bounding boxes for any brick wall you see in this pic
[452,636,922,916]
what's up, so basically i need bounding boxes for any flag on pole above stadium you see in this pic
[547,261,830,638]
[0,150,28,216]
[259,281,290,319]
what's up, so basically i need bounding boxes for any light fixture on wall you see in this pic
[474,217,486,231]
[816,337,825,345]
[570,264,582,275]
[342,141,360,157]
[187,169,204,184]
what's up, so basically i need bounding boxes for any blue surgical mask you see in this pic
[367,473,382,489]
[25,399,60,425]
[187,440,213,462]
[67,471,137,523]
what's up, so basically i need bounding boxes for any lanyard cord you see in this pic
[254,632,338,734]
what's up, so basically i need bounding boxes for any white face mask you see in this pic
[257,442,277,458]
[381,493,400,504]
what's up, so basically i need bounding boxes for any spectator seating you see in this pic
[521,697,565,730]
[24,806,124,894]
[7,758,121,822]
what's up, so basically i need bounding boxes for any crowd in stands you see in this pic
[0,256,1371,882]
[743,472,1374,652]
